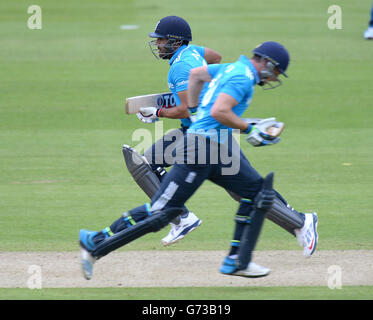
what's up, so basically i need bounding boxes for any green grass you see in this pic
[1,0,372,299]
[0,286,372,300]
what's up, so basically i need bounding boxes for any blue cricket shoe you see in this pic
[220,256,270,278]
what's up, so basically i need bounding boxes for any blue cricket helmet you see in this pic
[253,41,290,77]
[149,16,192,41]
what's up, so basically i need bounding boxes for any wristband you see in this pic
[189,106,198,115]
[156,108,162,117]
[242,124,254,134]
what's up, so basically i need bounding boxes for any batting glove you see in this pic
[244,118,281,147]
[136,107,161,123]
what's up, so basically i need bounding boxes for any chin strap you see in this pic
[258,60,283,89]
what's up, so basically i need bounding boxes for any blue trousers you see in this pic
[113,133,263,232]
[95,133,267,260]
[150,133,263,212]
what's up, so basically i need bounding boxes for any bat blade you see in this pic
[125,92,176,114]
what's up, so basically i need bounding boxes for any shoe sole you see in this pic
[311,214,318,255]
[230,270,270,278]
[79,232,96,280]
[162,220,202,246]
[80,247,95,280]
[305,213,318,257]
[81,260,93,280]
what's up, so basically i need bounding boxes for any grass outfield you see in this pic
[0,286,372,300]
[1,0,372,299]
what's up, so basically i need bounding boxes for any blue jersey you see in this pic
[188,55,260,142]
[168,44,207,128]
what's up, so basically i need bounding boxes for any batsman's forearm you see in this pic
[204,48,222,64]
[159,106,189,119]
[210,93,249,132]
[188,67,212,108]
[212,109,249,132]
[187,79,205,108]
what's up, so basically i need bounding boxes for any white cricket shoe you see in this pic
[364,27,373,39]
[161,212,202,246]
[233,262,270,278]
[295,213,318,258]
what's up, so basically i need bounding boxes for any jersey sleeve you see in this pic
[220,74,252,103]
[192,45,205,58]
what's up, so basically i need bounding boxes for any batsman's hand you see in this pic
[136,107,159,123]
[244,117,284,147]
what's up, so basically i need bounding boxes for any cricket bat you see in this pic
[125,92,177,114]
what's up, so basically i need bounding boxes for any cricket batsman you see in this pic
[123,16,222,246]
[124,16,318,258]
[79,41,318,280]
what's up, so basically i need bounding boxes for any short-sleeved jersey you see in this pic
[168,44,207,128]
[187,55,260,142]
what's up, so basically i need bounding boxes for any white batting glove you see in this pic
[244,118,282,147]
[136,107,160,123]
